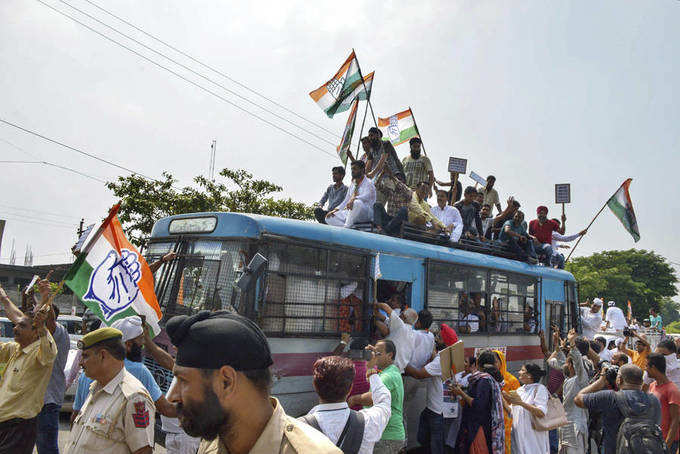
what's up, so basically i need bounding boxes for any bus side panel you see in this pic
[541,278,566,332]
[373,254,425,311]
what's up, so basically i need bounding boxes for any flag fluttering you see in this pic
[309,51,373,118]
[606,178,640,242]
[378,108,419,146]
[336,98,359,165]
[64,205,163,336]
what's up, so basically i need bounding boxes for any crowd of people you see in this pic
[314,129,587,268]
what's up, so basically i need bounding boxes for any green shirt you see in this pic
[650,314,663,330]
[378,364,405,440]
[499,219,527,242]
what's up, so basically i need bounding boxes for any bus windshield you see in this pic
[147,239,250,318]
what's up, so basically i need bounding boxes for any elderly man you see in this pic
[408,182,446,233]
[326,160,376,228]
[579,298,604,340]
[605,301,628,331]
[431,190,463,242]
[68,327,155,454]
[0,285,56,454]
[166,311,341,454]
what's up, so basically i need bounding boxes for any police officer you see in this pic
[67,327,155,454]
[165,310,341,454]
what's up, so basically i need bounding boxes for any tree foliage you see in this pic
[106,168,314,247]
[566,249,679,323]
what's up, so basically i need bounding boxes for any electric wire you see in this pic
[35,0,337,159]
[0,159,107,183]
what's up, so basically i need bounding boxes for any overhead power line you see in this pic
[82,0,341,139]
[0,159,107,183]
[57,0,337,148]
[0,203,83,221]
[0,117,163,182]
[35,0,337,160]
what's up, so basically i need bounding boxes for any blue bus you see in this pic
[145,211,579,434]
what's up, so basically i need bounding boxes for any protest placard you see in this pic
[555,184,571,204]
[469,171,487,186]
[448,157,468,174]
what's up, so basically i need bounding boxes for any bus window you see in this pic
[489,272,539,334]
[259,242,368,337]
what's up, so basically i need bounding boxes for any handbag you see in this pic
[528,385,569,431]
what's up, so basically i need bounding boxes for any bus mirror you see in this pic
[235,253,268,292]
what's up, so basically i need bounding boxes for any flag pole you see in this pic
[564,197,611,263]
[409,107,426,156]
[352,49,377,126]
[354,99,370,161]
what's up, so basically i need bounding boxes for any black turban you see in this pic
[166,310,273,370]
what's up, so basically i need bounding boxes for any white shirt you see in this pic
[409,330,435,369]
[598,347,613,362]
[337,176,377,211]
[605,306,628,331]
[512,383,550,454]
[580,307,602,340]
[424,355,444,414]
[386,309,415,373]
[459,314,479,333]
[304,374,391,454]
[550,231,581,250]
[430,205,464,241]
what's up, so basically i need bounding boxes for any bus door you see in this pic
[372,254,424,311]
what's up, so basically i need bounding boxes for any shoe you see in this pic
[527,256,538,265]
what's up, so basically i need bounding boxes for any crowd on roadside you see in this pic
[313,129,587,268]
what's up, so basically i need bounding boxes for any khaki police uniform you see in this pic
[197,397,341,454]
[67,367,155,454]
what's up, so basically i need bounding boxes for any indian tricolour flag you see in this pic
[336,98,359,165]
[309,51,373,118]
[606,178,640,242]
[378,108,419,146]
[65,204,163,335]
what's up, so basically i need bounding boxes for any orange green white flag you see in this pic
[336,98,359,165]
[64,204,163,336]
[378,108,419,146]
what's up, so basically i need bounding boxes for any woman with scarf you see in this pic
[504,363,550,454]
[494,350,520,454]
[450,350,505,454]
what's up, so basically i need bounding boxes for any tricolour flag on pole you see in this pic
[64,204,163,335]
[378,108,419,146]
[336,98,359,165]
[627,300,632,318]
[606,178,640,242]
[309,51,373,118]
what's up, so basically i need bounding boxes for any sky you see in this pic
[0,1,679,277]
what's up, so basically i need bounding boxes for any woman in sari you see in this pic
[494,350,520,454]
[450,350,505,454]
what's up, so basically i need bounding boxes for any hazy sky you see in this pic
[1,1,678,278]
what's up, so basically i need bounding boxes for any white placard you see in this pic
[469,171,487,186]
[448,157,468,174]
[555,184,571,204]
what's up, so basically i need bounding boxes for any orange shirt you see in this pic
[624,346,650,369]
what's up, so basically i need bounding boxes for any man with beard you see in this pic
[72,316,176,419]
[67,327,155,454]
[326,160,376,229]
[362,128,404,205]
[166,310,341,454]
[402,137,434,195]
[528,206,565,266]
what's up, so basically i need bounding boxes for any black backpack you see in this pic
[301,410,365,454]
[614,391,666,454]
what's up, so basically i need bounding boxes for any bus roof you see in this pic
[151,212,576,282]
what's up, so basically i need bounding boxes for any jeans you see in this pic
[551,252,566,269]
[36,403,60,454]
[373,203,408,235]
[536,243,554,265]
[506,236,537,261]
[313,207,328,224]
[417,408,444,454]
[549,428,558,454]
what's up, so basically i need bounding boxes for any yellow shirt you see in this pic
[407,193,445,230]
[625,346,650,369]
[198,397,341,454]
[0,330,57,422]
[67,367,155,454]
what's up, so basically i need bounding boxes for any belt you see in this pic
[0,417,36,430]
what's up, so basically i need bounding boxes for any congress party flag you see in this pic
[606,178,640,242]
[64,204,163,335]
[378,108,419,146]
[310,51,373,118]
[336,98,359,165]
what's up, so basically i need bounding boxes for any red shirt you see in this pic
[650,380,680,441]
[529,219,560,244]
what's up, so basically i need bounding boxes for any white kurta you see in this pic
[580,307,602,340]
[511,383,550,454]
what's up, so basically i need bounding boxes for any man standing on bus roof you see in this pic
[326,160,376,229]
[580,298,604,340]
[166,310,341,454]
[314,166,348,225]
[478,175,502,215]
[402,138,434,197]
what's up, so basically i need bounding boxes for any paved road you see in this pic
[34,413,167,453]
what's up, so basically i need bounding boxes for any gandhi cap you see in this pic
[79,327,123,350]
[167,310,273,370]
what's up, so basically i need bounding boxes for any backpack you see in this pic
[614,391,666,454]
[301,410,365,454]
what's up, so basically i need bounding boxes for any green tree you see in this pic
[566,249,679,323]
[107,168,313,247]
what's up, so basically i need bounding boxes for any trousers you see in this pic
[36,403,60,454]
[326,199,372,228]
[0,417,37,454]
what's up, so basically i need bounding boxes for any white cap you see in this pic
[608,301,616,307]
[615,338,625,347]
[111,315,144,342]
[592,298,603,307]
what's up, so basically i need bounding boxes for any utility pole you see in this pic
[209,139,217,182]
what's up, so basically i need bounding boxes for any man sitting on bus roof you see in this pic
[408,182,447,233]
[326,160,377,229]
[314,166,349,225]
[431,189,463,242]
[498,210,539,264]
[454,186,485,242]
[373,168,412,236]
[487,197,521,240]
[529,206,565,265]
